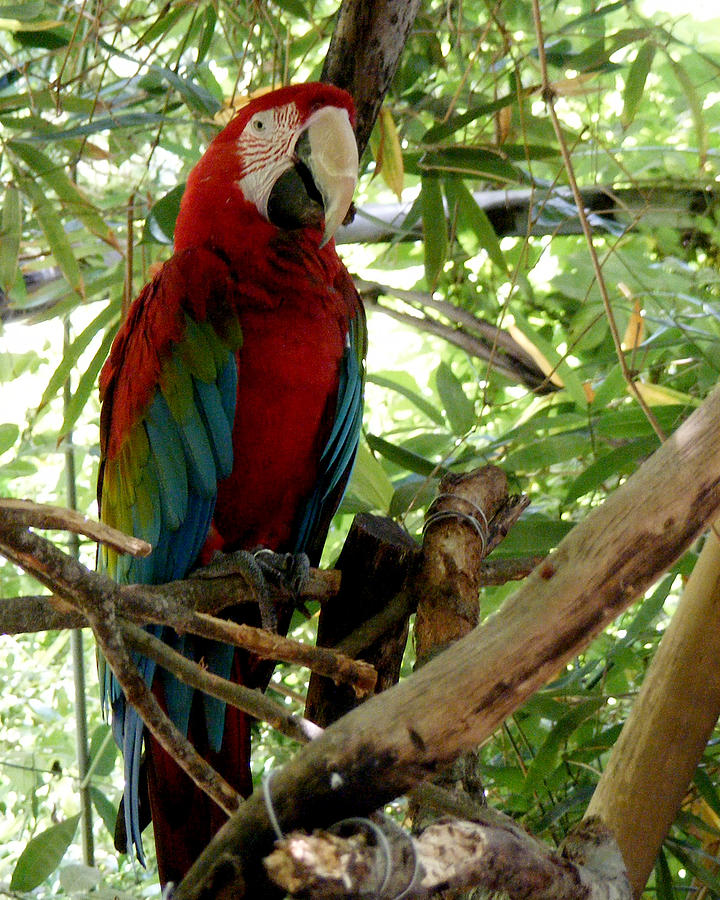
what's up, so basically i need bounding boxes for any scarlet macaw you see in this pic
[97,82,365,884]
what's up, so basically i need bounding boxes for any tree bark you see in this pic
[174,382,720,900]
[586,523,720,897]
[322,0,422,157]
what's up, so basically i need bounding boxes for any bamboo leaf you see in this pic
[367,373,445,426]
[17,176,84,298]
[508,312,588,409]
[667,54,708,167]
[59,325,117,441]
[0,183,21,293]
[35,303,118,417]
[435,362,476,435]
[622,41,656,128]
[0,423,19,455]
[421,176,447,288]
[10,815,80,891]
[90,786,118,837]
[524,698,605,793]
[366,433,442,478]
[88,724,117,778]
[565,436,659,502]
[344,442,394,512]
[9,141,119,248]
[443,176,507,272]
[142,183,185,244]
[370,107,404,199]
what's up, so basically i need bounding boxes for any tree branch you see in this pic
[264,813,631,900]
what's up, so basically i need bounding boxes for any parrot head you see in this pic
[174,83,358,254]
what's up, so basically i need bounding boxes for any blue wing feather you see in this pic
[99,329,238,861]
[293,312,366,554]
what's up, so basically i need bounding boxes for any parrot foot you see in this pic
[195,549,310,632]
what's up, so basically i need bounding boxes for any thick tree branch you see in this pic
[0,565,340,635]
[174,382,720,900]
[264,813,630,900]
[322,0,422,157]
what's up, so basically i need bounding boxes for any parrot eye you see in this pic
[249,111,273,135]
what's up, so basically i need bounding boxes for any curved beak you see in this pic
[299,105,358,247]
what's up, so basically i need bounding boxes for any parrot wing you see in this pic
[97,247,242,861]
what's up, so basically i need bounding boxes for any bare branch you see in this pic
[0,497,151,557]
[123,623,321,745]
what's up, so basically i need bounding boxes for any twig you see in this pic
[529,0,666,442]
[173,611,377,698]
[0,498,151,557]
[123,622,321,745]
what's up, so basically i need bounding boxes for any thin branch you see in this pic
[0,498,151,557]
[529,1,667,442]
[123,622,321,745]
[158,610,377,698]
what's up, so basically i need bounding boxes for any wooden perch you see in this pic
[174,383,720,900]
[587,522,720,897]
[264,813,631,900]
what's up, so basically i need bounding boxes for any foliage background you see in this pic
[1,0,719,895]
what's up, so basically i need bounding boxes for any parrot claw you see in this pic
[193,549,310,632]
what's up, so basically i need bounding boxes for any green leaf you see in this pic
[0,183,21,293]
[491,515,574,557]
[158,67,221,116]
[505,433,590,472]
[366,433,442,478]
[345,442,393,512]
[421,176,447,288]
[622,41,656,128]
[16,176,83,297]
[24,112,168,142]
[666,839,720,894]
[443,176,507,272]
[196,4,216,64]
[694,768,720,821]
[10,814,80,891]
[90,786,118,838]
[654,849,674,900]
[435,362,476,435]
[524,698,606,793]
[35,303,118,417]
[509,312,588,410]
[87,724,117,778]
[413,148,522,184]
[59,325,117,441]
[667,55,708,166]
[138,4,192,44]
[0,2,45,20]
[368,373,445,426]
[422,93,518,143]
[0,422,19,455]
[9,141,118,247]
[565,436,659,502]
[142,183,186,244]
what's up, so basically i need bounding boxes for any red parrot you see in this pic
[96,82,365,885]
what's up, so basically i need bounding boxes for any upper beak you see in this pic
[298,106,358,247]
